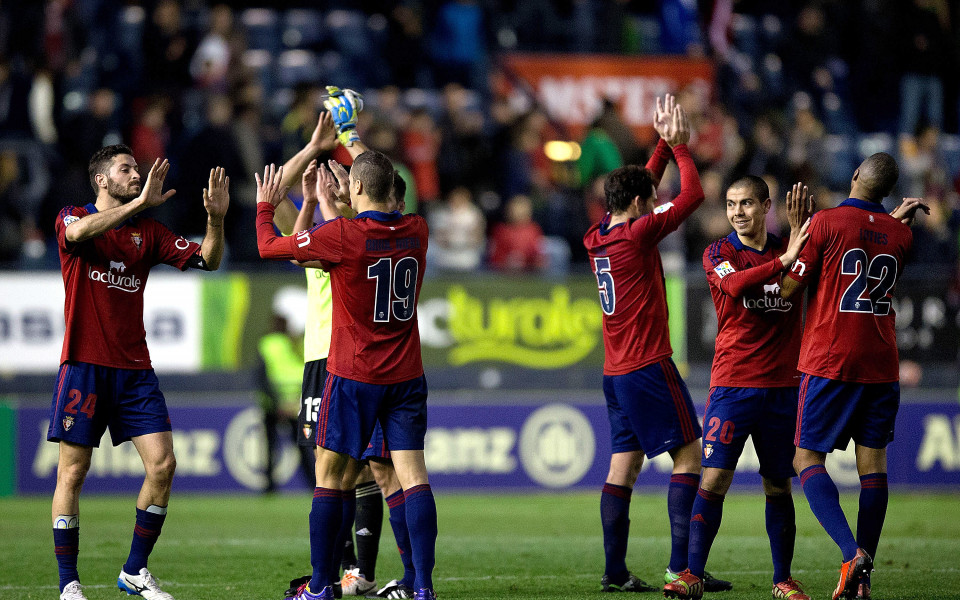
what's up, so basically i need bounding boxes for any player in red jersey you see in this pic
[48,145,229,600]
[664,178,812,600]
[256,150,436,600]
[583,95,729,594]
[780,152,927,600]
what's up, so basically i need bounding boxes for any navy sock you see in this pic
[799,465,858,561]
[403,484,437,591]
[857,473,888,587]
[355,481,383,581]
[386,490,416,588]
[765,494,796,584]
[600,483,632,583]
[53,526,80,591]
[310,487,344,591]
[688,488,724,577]
[123,507,166,574]
[668,473,700,573]
[331,489,356,582]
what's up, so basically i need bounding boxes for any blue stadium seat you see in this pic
[242,50,276,95]
[326,9,369,58]
[276,49,321,87]
[856,132,895,160]
[242,8,281,52]
[282,9,325,49]
[731,14,760,58]
[939,134,960,178]
[822,134,856,188]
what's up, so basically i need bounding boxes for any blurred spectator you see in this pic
[384,4,426,88]
[401,107,442,206]
[130,98,170,166]
[143,0,195,96]
[684,168,731,261]
[577,100,625,187]
[488,194,545,271]
[899,0,950,137]
[427,0,487,90]
[901,125,950,197]
[281,84,322,160]
[0,58,36,139]
[190,4,236,92]
[428,186,486,271]
[785,106,827,187]
[437,83,493,195]
[659,0,704,56]
[0,143,51,260]
[908,192,960,273]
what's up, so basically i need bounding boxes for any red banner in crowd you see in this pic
[501,54,714,143]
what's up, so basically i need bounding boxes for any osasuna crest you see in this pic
[704,444,714,459]
[131,231,142,248]
[62,416,75,431]
[302,424,313,440]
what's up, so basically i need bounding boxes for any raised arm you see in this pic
[274,112,338,234]
[65,159,175,243]
[646,94,677,182]
[256,164,297,260]
[198,166,230,270]
[889,197,930,226]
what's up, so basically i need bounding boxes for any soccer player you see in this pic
[48,146,229,600]
[256,148,436,600]
[780,153,926,600]
[583,95,729,594]
[662,179,813,600]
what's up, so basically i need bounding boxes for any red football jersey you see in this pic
[56,203,202,368]
[786,198,913,383]
[257,206,428,385]
[582,143,704,376]
[703,231,802,387]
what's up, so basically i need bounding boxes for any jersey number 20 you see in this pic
[368,257,419,322]
[839,249,898,315]
[594,257,616,315]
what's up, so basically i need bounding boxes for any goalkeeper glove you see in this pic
[323,86,363,146]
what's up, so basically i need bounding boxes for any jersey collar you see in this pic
[839,198,887,213]
[727,230,778,254]
[356,210,403,222]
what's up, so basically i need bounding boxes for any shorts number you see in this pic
[368,257,419,323]
[839,249,898,315]
[705,417,734,444]
[302,396,320,423]
[593,257,616,315]
[65,389,97,418]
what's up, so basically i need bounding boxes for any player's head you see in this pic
[725,175,771,238]
[852,152,899,202]
[350,150,394,207]
[390,170,407,213]
[89,144,141,202]
[604,164,657,216]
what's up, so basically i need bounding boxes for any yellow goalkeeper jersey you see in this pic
[304,267,333,362]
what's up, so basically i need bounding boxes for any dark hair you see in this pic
[727,175,769,202]
[352,150,394,203]
[88,144,134,193]
[857,152,899,200]
[392,170,407,201]
[603,165,655,214]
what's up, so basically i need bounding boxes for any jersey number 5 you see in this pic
[368,257,419,323]
[593,257,616,315]
[839,249,898,315]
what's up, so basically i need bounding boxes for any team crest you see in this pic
[302,425,313,440]
[62,416,75,431]
[131,232,142,248]
[704,444,713,459]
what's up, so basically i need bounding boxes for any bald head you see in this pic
[853,152,899,201]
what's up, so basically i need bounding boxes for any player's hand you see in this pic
[326,159,351,205]
[890,197,930,225]
[137,158,176,209]
[664,104,690,147]
[653,94,677,141]
[322,86,363,146]
[781,217,811,269]
[302,160,319,203]
[255,164,289,207]
[203,166,230,223]
[785,181,814,231]
[316,163,342,204]
[309,111,337,154]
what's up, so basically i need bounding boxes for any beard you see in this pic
[107,177,141,203]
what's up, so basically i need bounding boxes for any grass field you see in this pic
[1,491,957,600]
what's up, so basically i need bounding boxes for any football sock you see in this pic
[765,493,796,584]
[687,488,724,578]
[123,506,166,574]
[799,465,858,561]
[386,490,416,589]
[310,487,344,591]
[857,473,888,588]
[668,473,701,573]
[600,482,632,583]
[332,489,357,582]
[355,480,384,581]
[403,484,437,591]
[53,515,79,592]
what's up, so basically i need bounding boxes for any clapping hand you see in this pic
[203,166,230,223]
[255,164,289,207]
[138,159,177,209]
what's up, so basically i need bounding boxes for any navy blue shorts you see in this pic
[297,359,328,448]
[47,361,171,447]
[603,358,702,457]
[317,374,428,460]
[702,386,798,479]
[795,375,899,452]
[361,421,391,462]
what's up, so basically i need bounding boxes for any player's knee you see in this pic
[57,460,90,490]
[762,477,791,496]
[146,453,177,484]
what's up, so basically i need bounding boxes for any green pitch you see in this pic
[1,492,957,600]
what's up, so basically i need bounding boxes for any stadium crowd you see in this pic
[2,0,960,275]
